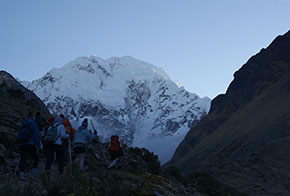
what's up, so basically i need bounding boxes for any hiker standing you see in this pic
[35,112,45,150]
[16,112,41,181]
[35,112,45,133]
[44,116,69,175]
[108,135,123,161]
[73,118,97,170]
[59,114,74,166]
[42,120,51,157]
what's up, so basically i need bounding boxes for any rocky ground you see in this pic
[0,138,246,196]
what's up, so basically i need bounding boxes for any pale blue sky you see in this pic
[1,0,290,98]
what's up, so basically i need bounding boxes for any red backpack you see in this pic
[109,135,121,151]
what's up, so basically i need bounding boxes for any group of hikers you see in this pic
[16,112,123,181]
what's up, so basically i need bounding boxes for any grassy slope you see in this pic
[167,31,290,195]
[170,68,290,195]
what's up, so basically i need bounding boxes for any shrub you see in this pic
[39,165,97,196]
[0,179,42,196]
[187,171,247,196]
[163,166,189,185]
[128,147,161,174]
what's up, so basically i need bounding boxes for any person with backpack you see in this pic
[16,112,41,181]
[73,118,97,170]
[35,112,45,150]
[108,135,123,161]
[59,114,74,166]
[44,116,69,175]
[35,112,45,133]
[41,119,52,157]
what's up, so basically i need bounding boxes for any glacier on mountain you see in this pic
[24,55,211,164]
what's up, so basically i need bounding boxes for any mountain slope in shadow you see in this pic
[166,30,290,195]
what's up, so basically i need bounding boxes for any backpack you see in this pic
[110,135,121,151]
[43,123,61,143]
[16,122,33,144]
[63,119,74,140]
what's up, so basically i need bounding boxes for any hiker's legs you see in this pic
[42,141,47,157]
[55,144,64,174]
[78,153,85,170]
[110,151,119,160]
[28,145,39,169]
[29,145,39,179]
[74,146,86,170]
[45,143,54,170]
[110,151,114,160]
[19,145,38,180]
[19,145,28,173]
[62,139,68,165]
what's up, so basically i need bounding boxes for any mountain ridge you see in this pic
[166,30,290,195]
[23,56,211,163]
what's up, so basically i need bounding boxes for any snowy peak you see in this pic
[28,56,190,107]
[24,55,211,163]
[64,55,172,81]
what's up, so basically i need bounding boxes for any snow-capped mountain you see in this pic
[24,55,211,163]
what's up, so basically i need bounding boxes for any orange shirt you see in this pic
[62,118,74,140]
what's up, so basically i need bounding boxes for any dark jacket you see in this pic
[18,118,41,149]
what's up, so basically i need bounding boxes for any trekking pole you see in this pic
[14,156,20,177]
[68,138,72,167]
[90,120,108,163]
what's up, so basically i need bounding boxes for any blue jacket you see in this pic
[73,126,96,148]
[18,118,41,149]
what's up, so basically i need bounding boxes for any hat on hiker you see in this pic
[35,112,41,117]
[81,118,88,127]
[59,114,65,119]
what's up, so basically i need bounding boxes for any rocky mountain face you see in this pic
[0,71,50,183]
[166,30,290,195]
[23,56,210,163]
[0,70,50,138]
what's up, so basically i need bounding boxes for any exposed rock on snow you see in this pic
[23,56,211,163]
